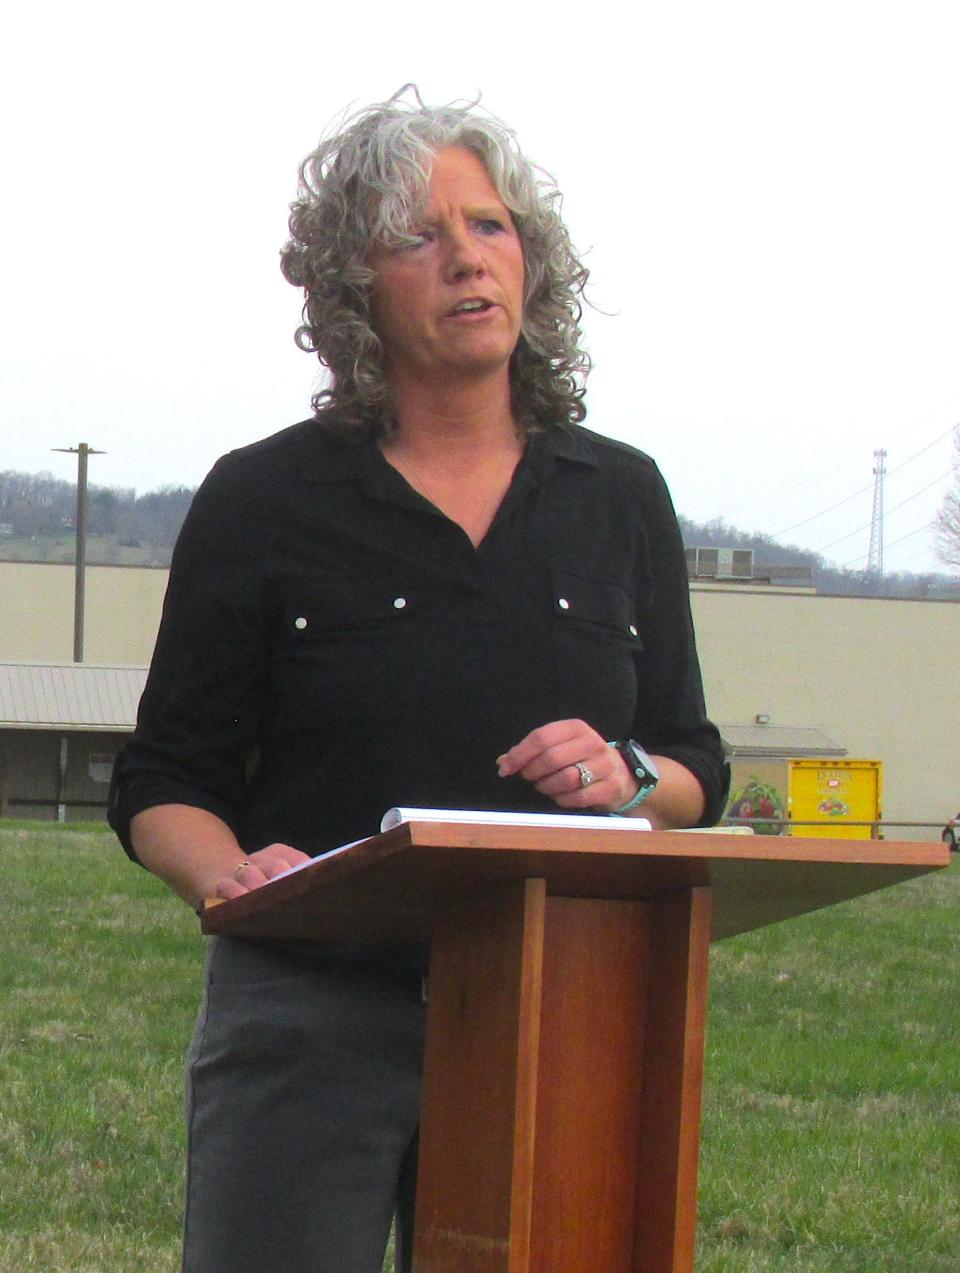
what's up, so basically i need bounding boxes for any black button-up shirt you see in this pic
[110,419,728,862]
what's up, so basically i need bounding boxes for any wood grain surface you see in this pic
[201,823,947,944]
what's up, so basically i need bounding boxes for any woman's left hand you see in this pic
[496,719,637,813]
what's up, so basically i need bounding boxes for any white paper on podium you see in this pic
[264,808,651,887]
[380,807,652,833]
[266,835,371,883]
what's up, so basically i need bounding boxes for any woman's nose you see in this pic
[443,228,485,281]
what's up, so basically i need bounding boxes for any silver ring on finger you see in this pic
[232,860,254,881]
[574,761,596,788]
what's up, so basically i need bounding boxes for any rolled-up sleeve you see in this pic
[108,455,269,861]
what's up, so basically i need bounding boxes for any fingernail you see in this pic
[496,754,508,776]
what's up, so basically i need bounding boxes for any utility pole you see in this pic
[52,443,106,662]
[867,447,887,579]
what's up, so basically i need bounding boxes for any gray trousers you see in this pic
[182,937,426,1273]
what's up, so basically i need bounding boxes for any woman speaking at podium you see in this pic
[109,88,728,1273]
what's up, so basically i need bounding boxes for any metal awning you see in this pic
[719,724,847,758]
[0,662,147,731]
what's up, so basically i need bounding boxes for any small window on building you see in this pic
[88,753,116,784]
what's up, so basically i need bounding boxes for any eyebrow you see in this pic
[469,205,510,219]
[418,203,513,228]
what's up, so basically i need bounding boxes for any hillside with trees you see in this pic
[678,515,960,600]
[2,468,957,598]
[0,471,194,566]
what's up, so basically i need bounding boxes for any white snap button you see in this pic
[629,624,638,637]
[393,596,407,609]
[558,597,570,611]
[294,616,308,630]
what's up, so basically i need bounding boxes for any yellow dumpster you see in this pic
[726,758,883,837]
[787,759,882,839]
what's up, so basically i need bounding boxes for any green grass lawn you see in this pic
[0,825,197,1272]
[1,825,956,1271]
[697,854,960,1272]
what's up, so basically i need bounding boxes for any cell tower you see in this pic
[867,448,887,577]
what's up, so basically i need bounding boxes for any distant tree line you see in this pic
[678,514,959,600]
[0,471,195,554]
[1,468,956,597]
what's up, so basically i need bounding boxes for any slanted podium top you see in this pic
[200,812,948,944]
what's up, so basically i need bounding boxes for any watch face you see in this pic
[623,739,659,783]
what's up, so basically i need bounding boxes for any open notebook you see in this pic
[267,806,652,884]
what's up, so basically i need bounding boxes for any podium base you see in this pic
[414,880,712,1273]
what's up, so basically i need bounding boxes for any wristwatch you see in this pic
[607,739,659,814]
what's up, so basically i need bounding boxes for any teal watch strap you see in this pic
[606,740,657,815]
[609,781,656,815]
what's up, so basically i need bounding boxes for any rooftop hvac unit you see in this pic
[724,548,754,579]
[686,547,754,579]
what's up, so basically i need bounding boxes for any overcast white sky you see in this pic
[3,0,958,575]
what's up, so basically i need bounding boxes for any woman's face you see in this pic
[368,147,525,391]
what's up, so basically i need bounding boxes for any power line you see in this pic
[886,423,957,477]
[770,480,874,538]
[821,523,870,555]
[709,480,811,522]
[815,468,952,555]
[838,523,930,570]
[885,544,947,571]
[885,525,935,552]
[880,468,951,517]
[767,424,956,541]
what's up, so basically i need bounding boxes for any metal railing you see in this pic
[721,817,949,839]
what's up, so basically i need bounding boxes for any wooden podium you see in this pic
[201,819,948,1273]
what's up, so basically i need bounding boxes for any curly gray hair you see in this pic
[280,86,590,433]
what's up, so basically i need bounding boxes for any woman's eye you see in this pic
[477,218,504,235]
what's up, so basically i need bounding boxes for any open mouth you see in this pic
[447,298,496,316]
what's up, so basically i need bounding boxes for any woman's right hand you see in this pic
[131,805,312,911]
[214,843,313,900]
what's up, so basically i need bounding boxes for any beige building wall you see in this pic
[691,585,958,838]
[0,562,168,665]
[2,563,956,835]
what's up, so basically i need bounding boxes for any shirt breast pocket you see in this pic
[269,572,437,734]
[549,567,643,736]
[280,574,425,643]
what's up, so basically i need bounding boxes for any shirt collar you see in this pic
[522,424,599,485]
[304,420,599,485]
[530,423,598,467]
[302,422,378,484]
